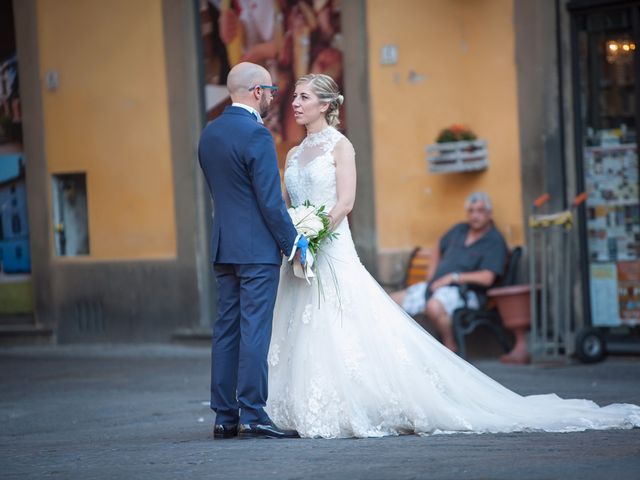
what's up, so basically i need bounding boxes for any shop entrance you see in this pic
[571,1,640,336]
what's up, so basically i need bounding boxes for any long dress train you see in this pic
[265,126,640,438]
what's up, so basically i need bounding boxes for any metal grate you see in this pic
[70,300,105,335]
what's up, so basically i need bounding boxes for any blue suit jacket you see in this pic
[198,106,297,265]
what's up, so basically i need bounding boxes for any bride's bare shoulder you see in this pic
[334,135,355,157]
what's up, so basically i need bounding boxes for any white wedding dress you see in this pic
[265,126,640,438]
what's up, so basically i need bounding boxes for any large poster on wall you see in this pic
[199,0,344,167]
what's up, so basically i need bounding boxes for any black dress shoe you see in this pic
[238,422,300,439]
[213,423,238,439]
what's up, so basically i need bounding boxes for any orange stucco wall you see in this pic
[367,0,524,250]
[37,0,177,259]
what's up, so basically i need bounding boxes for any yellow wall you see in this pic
[37,0,177,259]
[367,0,524,250]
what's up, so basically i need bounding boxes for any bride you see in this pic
[265,73,640,439]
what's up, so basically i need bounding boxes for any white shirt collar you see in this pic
[232,102,263,124]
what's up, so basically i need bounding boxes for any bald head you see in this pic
[227,62,271,102]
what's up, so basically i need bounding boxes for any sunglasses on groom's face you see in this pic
[248,84,279,99]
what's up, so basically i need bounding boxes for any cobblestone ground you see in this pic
[1,345,639,480]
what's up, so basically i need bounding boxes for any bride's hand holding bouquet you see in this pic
[287,200,338,283]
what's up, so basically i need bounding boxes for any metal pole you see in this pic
[529,218,537,359]
[541,226,549,357]
[563,227,572,357]
[554,226,562,358]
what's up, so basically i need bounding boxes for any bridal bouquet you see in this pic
[287,201,338,284]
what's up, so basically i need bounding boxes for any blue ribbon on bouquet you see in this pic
[288,234,314,284]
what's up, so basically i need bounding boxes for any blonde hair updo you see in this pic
[296,74,344,127]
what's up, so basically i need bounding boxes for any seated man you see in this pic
[390,192,507,352]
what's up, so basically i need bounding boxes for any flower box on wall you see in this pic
[426,139,489,174]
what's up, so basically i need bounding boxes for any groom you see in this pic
[198,62,307,439]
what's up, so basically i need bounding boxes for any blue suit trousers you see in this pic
[211,263,280,425]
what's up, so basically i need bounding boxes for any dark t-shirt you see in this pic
[431,223,508,292]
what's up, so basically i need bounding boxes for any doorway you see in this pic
[571,1,640,329]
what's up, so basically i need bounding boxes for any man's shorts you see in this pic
[401,281,479,317]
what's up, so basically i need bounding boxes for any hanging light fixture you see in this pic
[606,39,636,63]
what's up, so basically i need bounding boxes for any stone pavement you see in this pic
[1,344,639,480]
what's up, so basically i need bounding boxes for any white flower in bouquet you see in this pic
[287,204,325,239]
[287,201,342,309]
[287,201,339,287]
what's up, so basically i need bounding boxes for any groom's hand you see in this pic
[295,235,309,266]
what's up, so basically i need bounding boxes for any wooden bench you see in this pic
[400,247,433,289]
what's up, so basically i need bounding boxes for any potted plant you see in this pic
[426,124,488,174]
[436,124,478,144]
[487,284,532,364]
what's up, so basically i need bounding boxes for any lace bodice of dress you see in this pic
[284,126,345,210]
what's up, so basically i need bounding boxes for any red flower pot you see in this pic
[487,284,532,364]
